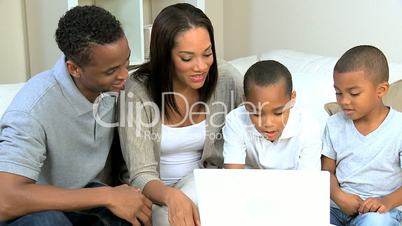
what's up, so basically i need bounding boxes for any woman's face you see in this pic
[171,27,214,91]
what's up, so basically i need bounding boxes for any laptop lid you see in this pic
[194,169,330,226]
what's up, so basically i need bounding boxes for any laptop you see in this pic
[194,169,331,226]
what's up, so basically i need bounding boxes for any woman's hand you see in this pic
[165,188,201,226]
[106,184,153,226]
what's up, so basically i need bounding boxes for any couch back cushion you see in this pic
[0,83,25,119]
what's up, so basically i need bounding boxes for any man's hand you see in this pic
[359,197,389,214]
[106,184,153,226]
[166,189,201,226]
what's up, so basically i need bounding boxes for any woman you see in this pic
[119,3,242,226]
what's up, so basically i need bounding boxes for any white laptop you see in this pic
[194,169,331,226]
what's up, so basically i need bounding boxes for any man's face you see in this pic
[69,36,131,102]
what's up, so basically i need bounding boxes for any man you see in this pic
[0,6,151,226]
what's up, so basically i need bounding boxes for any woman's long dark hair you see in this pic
[133,3,218,118]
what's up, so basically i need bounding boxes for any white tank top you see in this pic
[160,120,206,186]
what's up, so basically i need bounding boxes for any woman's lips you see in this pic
[190,73,206,83]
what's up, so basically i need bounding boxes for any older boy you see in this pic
[223,60,321,170]
[322,45,402,226]
[0,6,151,226]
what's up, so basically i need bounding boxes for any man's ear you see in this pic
[66,60,81,78]
[377,82,389,98]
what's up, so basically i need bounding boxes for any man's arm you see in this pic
[0,172,152,226]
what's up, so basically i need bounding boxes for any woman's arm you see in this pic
[143,180,201,226]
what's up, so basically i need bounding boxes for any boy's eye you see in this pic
[248,112,261,117]
[274,112,283,116]
[350,93,360,96]
[335,92,342,96]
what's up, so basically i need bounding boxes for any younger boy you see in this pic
[321,45,402,226]
[223,60,321,170]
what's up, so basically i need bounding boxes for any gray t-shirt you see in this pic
[0,57,116,188]
[322,108,402,203]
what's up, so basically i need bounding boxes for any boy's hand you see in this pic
[336,191,364,216]
[358,197,389,214]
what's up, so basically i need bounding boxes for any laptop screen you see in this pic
[194,169,330,226]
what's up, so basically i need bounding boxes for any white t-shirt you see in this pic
[223,105,322,170]
[160,120,205,186]
[322,108,402,201]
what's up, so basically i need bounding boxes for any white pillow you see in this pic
[228,55,259,76]
[0,83,25,118]
[291,72,335,131]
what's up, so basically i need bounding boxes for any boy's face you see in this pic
[333,70,387,121]
[245,80,296,142]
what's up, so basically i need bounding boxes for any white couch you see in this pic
[0,83,25,119]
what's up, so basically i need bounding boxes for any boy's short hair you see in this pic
[55,5,124,67]
[243,60,293,97]
[334,45,389,84]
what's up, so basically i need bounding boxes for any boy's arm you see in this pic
[0,172,152,225]
[222,109,247,169]
[321,155,363,216]
[224,164,245,169]
[358,186,402,214]
[297,120,321,170]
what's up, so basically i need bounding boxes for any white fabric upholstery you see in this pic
[0,83,25,118]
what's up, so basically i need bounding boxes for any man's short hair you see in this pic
[55,5,124,67]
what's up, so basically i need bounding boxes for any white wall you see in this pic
[3,0,402,84]
[205,0,224,59]
[0,0,29,83]
[149,0,224,58]
[25,0,68,76]
[223,0,402,64]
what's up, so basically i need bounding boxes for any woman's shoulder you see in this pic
[216,59,243,89]
[124,74,151,100]
[217,59,242,81]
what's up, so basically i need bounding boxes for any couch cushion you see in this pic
[383,79,402,112]
[228,55,259,76]
[0,83,25,118]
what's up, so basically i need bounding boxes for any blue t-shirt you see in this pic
[0,57,116,188]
